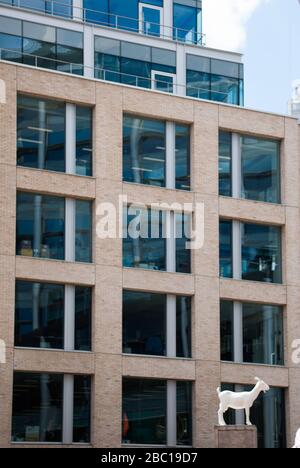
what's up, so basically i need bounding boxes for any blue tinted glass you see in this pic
[22,38,56,70]
[142,6,161,37]
[242,223,282,284]
[154,74,173,93]
[211,74,239,104]
[94,53,120,82]
[76,106,93,176]
[73,375,91,443]
[186,70,210,100]
[110,0,139,31]
[46,0,72,18]
[84,0,109,25]
[121,57,151,88]
[16,192,65,260]
[219,220,232,278]
[219,131,232,197]
[75,287,92,351]
[19,0,46,13]
[12,372,63,443]
[15,281,65,349]
[123,115,166,187]
[176,213,191,274]
[75,200,92,263]
[123,291,166,356]
[17,95,65,172]
[0,32,22,63]
[56,45,83,75]
[173,3,198,44]
[176,124,190,191]
[123,208,166,271]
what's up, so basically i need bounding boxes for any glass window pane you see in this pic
[75,287,92,352]
[17,95,65,172]
[121,57,151,88]
[219,131,232,197]
[75,200,92,263]
[243,303,284,366]
[15,281,64,350]
[123,291,166,356]
[154,74,174,93]
[122,378,167,445]
[47,0,73,19]
[242,223,282,283]
[73,375,91,443]
[57,29,83,49]
[241,137,281,203]
[152,47,176,68]
[141,6,161,37]
[173,3,198,44]
[12,372,63,443]
[176,124,190,190]
[186,70,210,100]
[84,0,109,26]
[220,300,234,362]
[76,106,93,176]
[22,38,56,70]
[123,115,166,187]
[110,0,139,32]
[16,192,65,260]
[123,207,166,271]
[94,52,120,82]
[56,45,83,76]
[23,22,56,43]
[219,220,232,278]
[0,32,22,63]
[211,75,239,105]
[176,213,191,274]
[0,15,22,36]
[177,381,192,446]
[176,296,192,358]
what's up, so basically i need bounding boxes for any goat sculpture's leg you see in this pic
[218,404,227,426]
[245,406,252,426]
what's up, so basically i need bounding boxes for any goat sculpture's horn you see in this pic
[254,377,260,382]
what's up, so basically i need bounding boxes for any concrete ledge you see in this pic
[215,425,258,449]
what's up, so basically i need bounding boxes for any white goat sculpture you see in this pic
[217,377,270,426]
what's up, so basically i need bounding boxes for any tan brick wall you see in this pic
[0,62,300,449]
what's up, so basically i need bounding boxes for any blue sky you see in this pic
[204,0,300,115]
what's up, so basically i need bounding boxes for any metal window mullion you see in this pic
[232,133,241,199]
[233,301,243,364]
[232,220,241,280]
[63,374,74,445]
[167,380,177,447]
[65,198,76,262]
[166,211,176,273]
[166,122,175,189]
[64,285,75,351]
[167,295,176,358]
[66,103,76,174]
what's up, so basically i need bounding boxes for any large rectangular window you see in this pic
[219,220,232,278]
[242,223,282,283]
[176,124,191,190]
[176,213,191,274]
[123,115,166,187]
[16,192,65,261]
[123,378,193,446]
[123,291,192,358]
[16,193,93,264]
[15,281,92,351]
[12,373,91,444]
[17,95,93,176]
[123,207,166,271]
[173,1,202,44]
[218,132,281,203]
[220,300,284,366]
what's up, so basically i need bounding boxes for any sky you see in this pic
[203,0,300,114]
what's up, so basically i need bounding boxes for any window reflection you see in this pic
[122,378,167,445]
[75,200,93,263]
[177,381,192,446]
[242,223,282,283]
[219,220,232,278]
[220,300,234,362]
[176,124,191,190]
[219,131,232,197]
[12,372,63,443]
[76,107,93,176]
[16,192,65,260]
[123,291,166,356]
[176,213,191,274]
[176,296,192,359]
[73,375,91,443]
[241,137,280,204]
[15,281,64,349]
[173,3,200,44]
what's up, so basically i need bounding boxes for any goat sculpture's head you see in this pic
[255,377,270,394]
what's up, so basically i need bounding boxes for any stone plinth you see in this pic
[215,426,258,449]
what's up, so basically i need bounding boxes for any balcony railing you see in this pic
[0,0,206,46]
[0,47,234,104]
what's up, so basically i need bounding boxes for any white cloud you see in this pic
[203,0,269,52]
